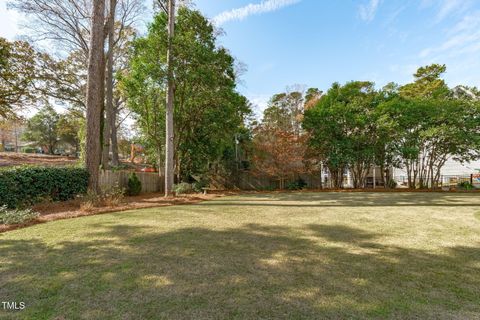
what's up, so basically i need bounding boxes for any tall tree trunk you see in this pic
[85,0,106,192]
[102,0,116,170]
[164,0,175,196]
[110,103,120,166]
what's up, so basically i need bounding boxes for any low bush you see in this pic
[0,205,39,225]
[286,178,307,190]
[192,179,209,193]
[0,166,89,208]
[127,172,142,196]
[79,184,125,211]
[102,184,125,207]
[387,179,398,189]
[258,185,276,191]
[458,181,474,190]
[174,182,194,195]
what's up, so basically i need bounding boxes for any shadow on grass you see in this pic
[205,192,480,207]
[1,223,479,319]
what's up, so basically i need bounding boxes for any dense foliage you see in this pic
[0,166,89,208]
[303,64,480,189]
[0,37,37,118]
[121,8,251,182]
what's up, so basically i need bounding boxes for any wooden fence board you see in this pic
[99,171,164,194]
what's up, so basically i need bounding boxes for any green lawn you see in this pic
[1,192,480,319]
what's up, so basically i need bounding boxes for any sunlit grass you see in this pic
[1,192,480,319]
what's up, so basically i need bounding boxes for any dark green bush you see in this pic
[286,178,307,190]
[258,185,276,191]
[0,166,89,208]
[387,179,398,189]
[193,179,209,193]
[22,147,37,154]
[458,181,474,190]
[127,172,142,196]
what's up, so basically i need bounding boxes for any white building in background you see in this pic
[393,158,480,187]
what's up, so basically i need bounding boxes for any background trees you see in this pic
[302,65,480,189]
[22,105,60,154]
[0,38,37,118]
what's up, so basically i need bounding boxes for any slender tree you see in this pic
[85,0,106,192]
[102,0,118,169]
[165,0,175,196]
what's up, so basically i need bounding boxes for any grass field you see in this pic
[1,192,480,319]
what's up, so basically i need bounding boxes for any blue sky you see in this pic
[2,0,480,115]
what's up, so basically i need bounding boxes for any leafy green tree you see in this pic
[378,65,480,188]
[121,8,251,181]
[57,110,84,154]
[303,81,379,188]
[0,38,36,118]
[23,105,60,154]
[399,64,449,99]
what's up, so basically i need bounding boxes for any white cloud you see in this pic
[436,0,471,22]
[358,0,381,22]
[419,11,480,59]
[213,0,301,26]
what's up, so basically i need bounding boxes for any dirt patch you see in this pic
[0,152,78,167]
[0,192,233,233]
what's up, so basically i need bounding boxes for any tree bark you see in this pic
[110,101,120,166]
[164,0,175,196]
[85,0,106,192]
[102,0,117,170]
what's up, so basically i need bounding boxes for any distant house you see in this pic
[393,158,480,187]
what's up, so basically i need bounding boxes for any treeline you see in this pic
[1,0,146,191]
[251,65,480,189]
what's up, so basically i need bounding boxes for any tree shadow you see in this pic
[1,222,479,319]
[205,192,480,207]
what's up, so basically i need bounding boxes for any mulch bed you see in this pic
[0,192,233,234]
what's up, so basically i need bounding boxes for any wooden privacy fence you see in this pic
[99,170,164,194]
[231,173,324,190]
[99,170,324,194]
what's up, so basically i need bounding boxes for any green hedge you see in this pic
[0,166,89,208]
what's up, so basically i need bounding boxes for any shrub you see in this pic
[22,147,37,154]
[79,190,101,212]
[127,172,142,196]
[387,179,398,189]
[102,184,125,207]
[174,182,193,195]
[79,185,125,211]
[258,185,276,191]
[0,205,39,225]
[0,166,89,208]
[458,181,474,190]
[286,178,307,190]
[192,179,209,193]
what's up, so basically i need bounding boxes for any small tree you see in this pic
[127,172,142,196]
[23,105,60,154]
[252,127,306,189]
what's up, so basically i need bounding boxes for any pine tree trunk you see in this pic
[102,0,116,170]
[85,0,106,192]
[164,0,175,196]
[110,104,119,166]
